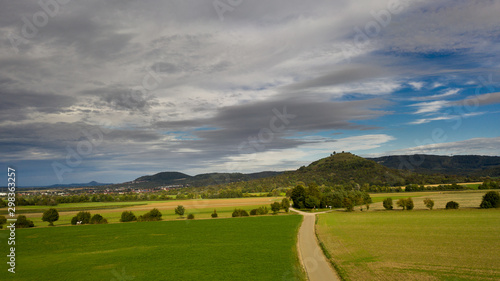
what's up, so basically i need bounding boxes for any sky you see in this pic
[1,0,500,186]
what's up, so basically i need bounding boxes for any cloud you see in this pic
[408,81,424,90]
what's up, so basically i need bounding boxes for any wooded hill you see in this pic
[368,155,500,177]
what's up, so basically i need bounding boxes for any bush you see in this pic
[445,201,459,209]
[341,197,354,212]
[480,191,500,209]
[42,208,59,226]
[250,206,269,216]
[423,198,434,210]
[120,211,137,222]
[383,198,393,210]
[187,213,195,220]
[281,198,290,213]
[211,209,218,218]
[271,202,281,214]
[71,211,91,225]
[16,215,34,228]
[174,205,185,217]
[90,214,108,224]
[138,208,162,221]
[406,198,414,210]
[396,198,413,210]
[232,209,249,217]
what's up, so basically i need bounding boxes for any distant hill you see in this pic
[368,155,500,177]
[129,171,283,187]
[46,181,113,188]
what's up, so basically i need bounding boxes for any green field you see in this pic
[1,215,305,281]
[316,209,500,280]
[15,203,285,227]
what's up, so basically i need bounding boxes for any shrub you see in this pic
[281,198,290,213]
[71,211,91,225]
[42,208,59,226]
[139,208,162,221]
[120,211,137,222]
[406,198,414,210]
[397,198,407,210]
[90,214,108,224]
[232,209,249,217]
[343,197,354,212]
[445,201,459,209]
[250,209,258,215]
[480,191,500,209]
[211,209,218,218]
[271,202,281,214]
[187,213,195,220]
[174,205,185,217]
[423,198,434,210]
[16,215,34,228]
[383,198,393,210]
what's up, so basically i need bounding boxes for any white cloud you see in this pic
[408,81,424,90]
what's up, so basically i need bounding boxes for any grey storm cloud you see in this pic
[83,87,159,111]
[155,97,391,153]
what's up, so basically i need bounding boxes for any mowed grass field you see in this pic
[316,198,500,280]
[1,215,305,281]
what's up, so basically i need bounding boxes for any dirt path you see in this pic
[291,208,340,281]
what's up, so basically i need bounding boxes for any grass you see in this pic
[316,208,500,280]
[19,203,289,227]
[0,215,305,281]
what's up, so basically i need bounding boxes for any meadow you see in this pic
[0,215,305,281]
[1,197,283,227]
[316,192,500,280]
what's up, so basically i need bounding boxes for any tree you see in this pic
[397,198,407,210]
[187,213,195,220]
[445,201,459,209]
[290,185,306,208]
[42,208,59,226]
[423,198,434,210]
[342,197,354,212]
[383,198,393,210]
[480,191,500,209]
[90,214,108,224]
[71,211,91,225]
[281,198,290,213]
[120,211,137,222]
[271,202,281,214]
[139,208,162,221]
[232,209,249,217]
[304,196,320,209]
[16,215,35,228]
[211,209,218,218]
[406,197,414,210]
[175,205,185,217]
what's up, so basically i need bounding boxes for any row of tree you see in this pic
[289,184,372,211]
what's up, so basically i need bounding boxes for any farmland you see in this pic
[0,215,305,281]
[316,191,500,280]
[1,197,283,227]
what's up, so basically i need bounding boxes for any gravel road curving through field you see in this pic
[291,208,340,281]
